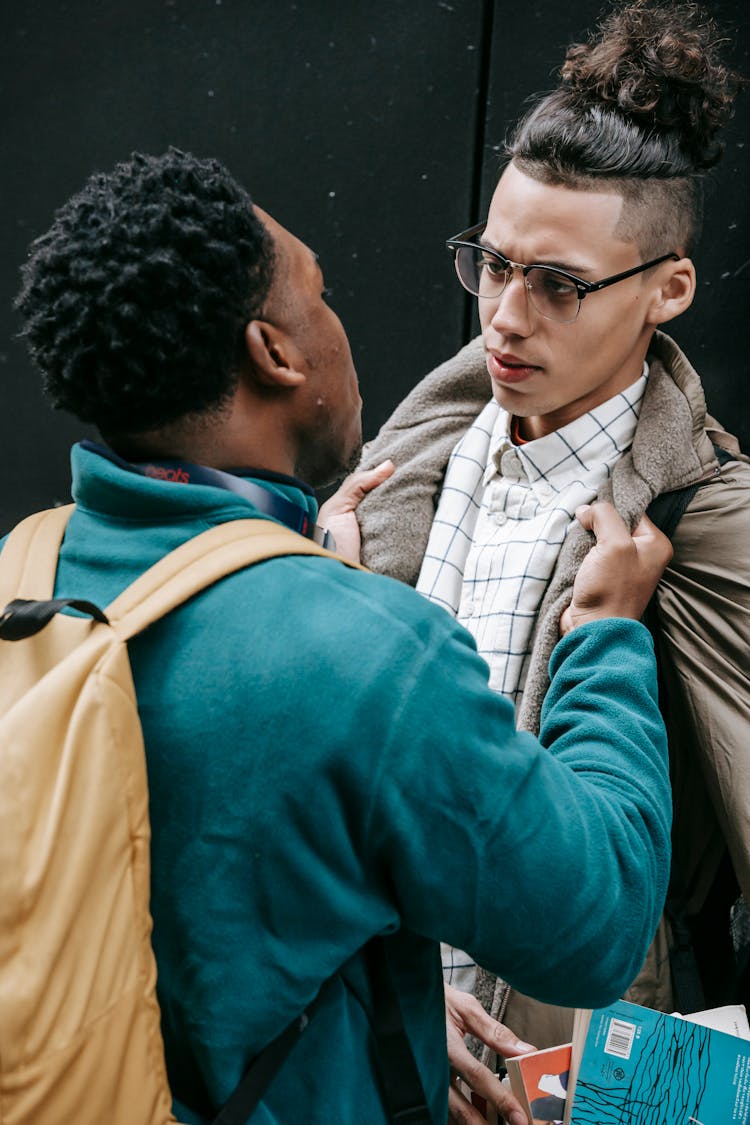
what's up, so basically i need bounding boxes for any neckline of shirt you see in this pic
[484,362,649,492]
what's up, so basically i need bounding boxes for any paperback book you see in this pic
[565,999,750,1124]
[505,1042,571,1124]
[502,1003,750,1125]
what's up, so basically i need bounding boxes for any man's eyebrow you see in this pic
[477,236,594,277]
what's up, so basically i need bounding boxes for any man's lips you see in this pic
[486,352,542,385]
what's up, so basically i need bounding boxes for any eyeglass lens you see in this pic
[456,245,581,324]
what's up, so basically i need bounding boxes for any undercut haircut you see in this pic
[505,0,742,258]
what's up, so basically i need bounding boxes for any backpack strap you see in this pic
[0,596,109,641]
[210,975,340,1125]
[364,936,432,1124]
[0,509,359,642]
[104,517,360,642]
[645,444,734,538]
[0,504,74,605]
[212,936,431,1125]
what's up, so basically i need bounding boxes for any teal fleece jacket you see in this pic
[43,444,670,1123]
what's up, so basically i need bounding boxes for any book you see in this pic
[505,1042,572,1124]
[563,1000,750,1125]
[461,1004,750,1124]
[500,1004,750,1125]
[672,1003,750,1039]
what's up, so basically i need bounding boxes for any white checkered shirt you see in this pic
[417,365,648,991]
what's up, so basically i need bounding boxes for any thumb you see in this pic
[573,502,594,532]
[318,460,394,521]
[631,511,674,568]
[330,456,395,510]
[349,459,395,501]
[574,500,633,547]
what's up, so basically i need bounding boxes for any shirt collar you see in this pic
[484,362,649,493]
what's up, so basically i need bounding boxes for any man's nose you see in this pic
[487,267,533,337]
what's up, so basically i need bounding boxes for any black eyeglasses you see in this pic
[446,222,679,325]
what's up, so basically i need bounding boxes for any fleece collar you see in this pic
[70,443,319,527]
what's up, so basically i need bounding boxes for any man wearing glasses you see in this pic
[343,0,750,1109]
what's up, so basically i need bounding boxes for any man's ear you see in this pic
[244,320,307,388]
[646,258,696,327]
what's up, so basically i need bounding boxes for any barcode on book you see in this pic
[604,1017,636,1060]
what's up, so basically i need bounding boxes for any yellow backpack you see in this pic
[0,505,344,1125]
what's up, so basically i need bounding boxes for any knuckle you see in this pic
[466,993,485,1016]
[462,1057,484,1086]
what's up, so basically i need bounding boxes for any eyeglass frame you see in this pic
[446,221,680,322]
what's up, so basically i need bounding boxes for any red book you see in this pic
[505,1042,572,1125]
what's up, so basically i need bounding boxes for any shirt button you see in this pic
[501,451,518,473]
[493,512,508,526]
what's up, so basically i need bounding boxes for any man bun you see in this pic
[559,0,742,172]
[505,1,743,254]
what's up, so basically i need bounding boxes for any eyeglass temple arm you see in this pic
[445,221,487,250]
[584,252,680,294]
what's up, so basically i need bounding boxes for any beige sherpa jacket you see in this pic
[357,330,750,1049]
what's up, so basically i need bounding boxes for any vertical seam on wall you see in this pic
[462,0,496,345]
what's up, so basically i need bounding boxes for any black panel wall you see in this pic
[2,1,748,533]
[1,0,487,530]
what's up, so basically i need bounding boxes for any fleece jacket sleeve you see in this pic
[366,615,671,1011]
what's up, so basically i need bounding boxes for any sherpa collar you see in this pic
[358,330,726,732]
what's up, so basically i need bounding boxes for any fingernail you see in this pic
[510,1111,528,1125]
[375,459,393,471]
[513,1039,535,1052]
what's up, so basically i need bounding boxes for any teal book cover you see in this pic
[569,999,750,1124]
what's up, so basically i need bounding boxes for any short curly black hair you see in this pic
[15,148,275,435]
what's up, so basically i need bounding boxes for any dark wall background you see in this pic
[2,0,748,533]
